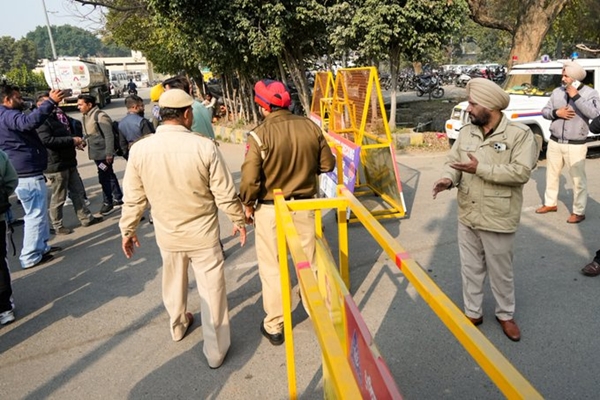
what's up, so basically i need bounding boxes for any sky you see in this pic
[1,0,103,39]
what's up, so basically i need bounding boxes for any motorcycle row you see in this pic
[379,64,507,98]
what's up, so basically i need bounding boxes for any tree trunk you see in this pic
[508,17,554,65]
[388,46,401,130]
[283,48,311,115]
[467,0,569,67]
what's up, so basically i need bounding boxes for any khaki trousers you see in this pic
[458,223,516,320]
[159,245,230,368]
[254,203,316,334]
[544,140,588,215]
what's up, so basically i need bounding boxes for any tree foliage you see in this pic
[25,24,129,59]
[0,37,38,73]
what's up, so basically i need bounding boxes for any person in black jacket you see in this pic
[36,93,103,235]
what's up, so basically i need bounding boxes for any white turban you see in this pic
[562,61,586,81]
[466,78,510,110]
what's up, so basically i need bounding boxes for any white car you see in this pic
[110,81,123,98]
[445,57,600,154]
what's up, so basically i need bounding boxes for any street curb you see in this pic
[392,131,424,148]
[214,125,246,144]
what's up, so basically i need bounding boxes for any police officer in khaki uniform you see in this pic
[432,78,537,342]
[240,79,335,346]
[119,89,246,369]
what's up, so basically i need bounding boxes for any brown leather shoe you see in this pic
[496,317,521,341]
[535,205,557,214]
[567,214,585,224]
[466,315,483,326]
[582,261,600,277]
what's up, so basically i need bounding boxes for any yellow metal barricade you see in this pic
[275,186,542,399]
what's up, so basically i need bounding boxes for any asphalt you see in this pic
[2,88,600,399]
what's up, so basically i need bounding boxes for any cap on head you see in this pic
[254,79,291,111]
[158,89,194,108]
[466,78,510,111]
[562,60,586,81]
[150,83,165,102]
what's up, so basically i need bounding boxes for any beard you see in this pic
[469,110,491,127]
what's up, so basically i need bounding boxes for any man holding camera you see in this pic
[537,61,600,223]
[0,85,66,269]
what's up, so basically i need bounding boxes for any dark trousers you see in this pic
[0,221,12,313]
[594,250,600,264]
[94,160,123,205]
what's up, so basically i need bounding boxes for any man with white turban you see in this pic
[537,60,600,223]
[433,78,538,342]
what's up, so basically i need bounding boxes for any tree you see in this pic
[467,0,569,65]
[344,0,467,128]
[0,37,38,73]
[25,24,129,59]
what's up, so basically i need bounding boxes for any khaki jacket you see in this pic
[81,106,114,160]
[119,124,245,251]
[239,110,335,204]
[442,116,537,233]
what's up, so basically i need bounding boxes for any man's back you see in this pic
[240,109,335,202]
[121,124,240,251]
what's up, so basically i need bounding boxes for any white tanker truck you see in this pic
[43,58,111,108]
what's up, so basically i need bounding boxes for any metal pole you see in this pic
[41,0,57,60]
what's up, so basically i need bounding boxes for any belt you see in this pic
[550,136,586,145]
[258,195,312,205]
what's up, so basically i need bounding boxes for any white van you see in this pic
[445,58,600,153]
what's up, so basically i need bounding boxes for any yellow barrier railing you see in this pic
[275,186,542,399]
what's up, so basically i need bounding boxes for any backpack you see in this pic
[94,112,125,157]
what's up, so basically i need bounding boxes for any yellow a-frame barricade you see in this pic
[314,67,407,221]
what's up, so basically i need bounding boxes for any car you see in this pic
[445,57,600,154]
[110,81,123,98]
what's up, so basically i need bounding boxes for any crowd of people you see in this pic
[3,60,600,368]
[0,75,335,370]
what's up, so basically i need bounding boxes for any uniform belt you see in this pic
[258,195,312,204]
[550,136,586,145]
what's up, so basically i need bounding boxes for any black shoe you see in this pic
[23,253,54,269]
[48,246,62,253]
[260,323,284,346]
[113,200,124,207]
[100,203,114,215]
[82,216,103,227]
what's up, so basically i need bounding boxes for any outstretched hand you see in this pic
[450,153,478,174]
[432,178,452,199]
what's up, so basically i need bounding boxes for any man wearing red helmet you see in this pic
[240,79,335,346]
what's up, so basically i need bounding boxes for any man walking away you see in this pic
[536,60,600,223]
[0,150,18,324]
[0,85,66,269]
[239,79,335,346]
[118,94,155,159]
[162,76,215,140]
[119,89,247,369]
[77,94,124,216]
[432,78,537,342]
[36,92,103,235]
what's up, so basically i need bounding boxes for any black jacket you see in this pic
[37,114,78,173]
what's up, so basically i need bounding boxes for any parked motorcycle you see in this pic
[455,73,471,88]
[415,74,444,98]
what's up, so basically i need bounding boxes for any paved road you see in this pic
[2,88,600,398]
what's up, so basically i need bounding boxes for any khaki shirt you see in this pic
[119,124,245,251]
[239,110,335,204]
[442,116,537,233]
